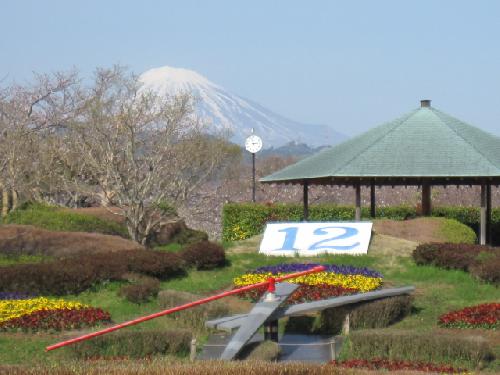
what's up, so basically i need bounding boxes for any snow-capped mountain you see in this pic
[139,66,347,148]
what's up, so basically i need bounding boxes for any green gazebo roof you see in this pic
[261,101,500,185]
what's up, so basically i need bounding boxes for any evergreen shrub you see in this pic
[343,330,494,369]
[222,203,500,242]
[286,295,413,334]
[181,241,226,270]
[70,330,191,359]
[413,243,483,271]
[413,243,500,284]
[0,251,185,295]
[119,275,161,304]
[169,227,208,245]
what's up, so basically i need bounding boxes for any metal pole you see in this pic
[303,180,309,221]
[252,152,256,203]
[46,266,326,351]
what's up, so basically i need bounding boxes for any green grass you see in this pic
[1,234,499,369]
[0,254,50,266]
[2,202,128,237]
[376,257,499,331]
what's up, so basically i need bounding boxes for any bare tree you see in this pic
[0,71,79,216]
[60,66,238,244]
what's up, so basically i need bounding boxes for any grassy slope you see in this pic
[2,203,128,237]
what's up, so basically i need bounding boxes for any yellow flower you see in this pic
[233,272,382,292]
[0,297,88,323]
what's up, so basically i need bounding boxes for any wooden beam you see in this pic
[421,182,431,216]
[370,181,376,218]
[303,180,309,221]
[355,183,361,221]
[480,184,487,245]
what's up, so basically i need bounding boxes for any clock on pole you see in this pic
[245,131,262,202]
[245,134,263,153]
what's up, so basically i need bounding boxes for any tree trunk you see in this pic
[1,185,9,218]
[11,189,18,211]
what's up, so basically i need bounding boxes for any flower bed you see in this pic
[330,359,465,373]
[234,263,383,304]
[0,292,34,300]
[0,308,111,331]
[439,303,500,329]
[0,297,110,331]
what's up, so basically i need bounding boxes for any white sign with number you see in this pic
[259,222,373,256]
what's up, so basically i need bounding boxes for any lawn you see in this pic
[0,235,499,370]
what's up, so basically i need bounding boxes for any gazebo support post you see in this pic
[370,181,376,218]
[355,183,361,221]
[487,184,492,245]
[303,180,309,221]
[421,182,432,216]
[481,183,492,245]
[480,184,487,245]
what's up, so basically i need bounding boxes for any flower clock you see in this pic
[0,296,111,332]
[233,263,383,305]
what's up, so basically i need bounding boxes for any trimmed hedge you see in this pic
[470,253,500,284]
[413,243,482,271]
[0,251,185,295]
[342,330,494,369]
[70,330,191,359]
[119,275,161,304]
[438,219,477,244]
[222,203,500,243]
[181,241,226,270]
[169,227,208,245]
[320,295,413,332]
[413,243,500,284]
[286,295,413,334]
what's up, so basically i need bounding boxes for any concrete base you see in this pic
[199,333,343,363]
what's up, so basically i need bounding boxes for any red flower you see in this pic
[438,303,499,329]
[0,307,111,332]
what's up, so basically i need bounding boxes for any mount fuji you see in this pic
[139,66,347,148]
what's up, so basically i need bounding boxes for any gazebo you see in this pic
[260,100,500,245]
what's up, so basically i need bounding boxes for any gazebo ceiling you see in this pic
[260,100,500,185]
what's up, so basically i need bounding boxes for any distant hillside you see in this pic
[259,141,328,159]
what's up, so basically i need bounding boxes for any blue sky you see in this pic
[1,0,499,137]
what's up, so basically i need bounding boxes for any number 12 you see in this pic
[275,226,360,251]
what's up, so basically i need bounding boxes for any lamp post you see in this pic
[245,130,262,202]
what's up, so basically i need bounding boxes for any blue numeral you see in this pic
[308,226,360,251]
[276,227,299,250]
